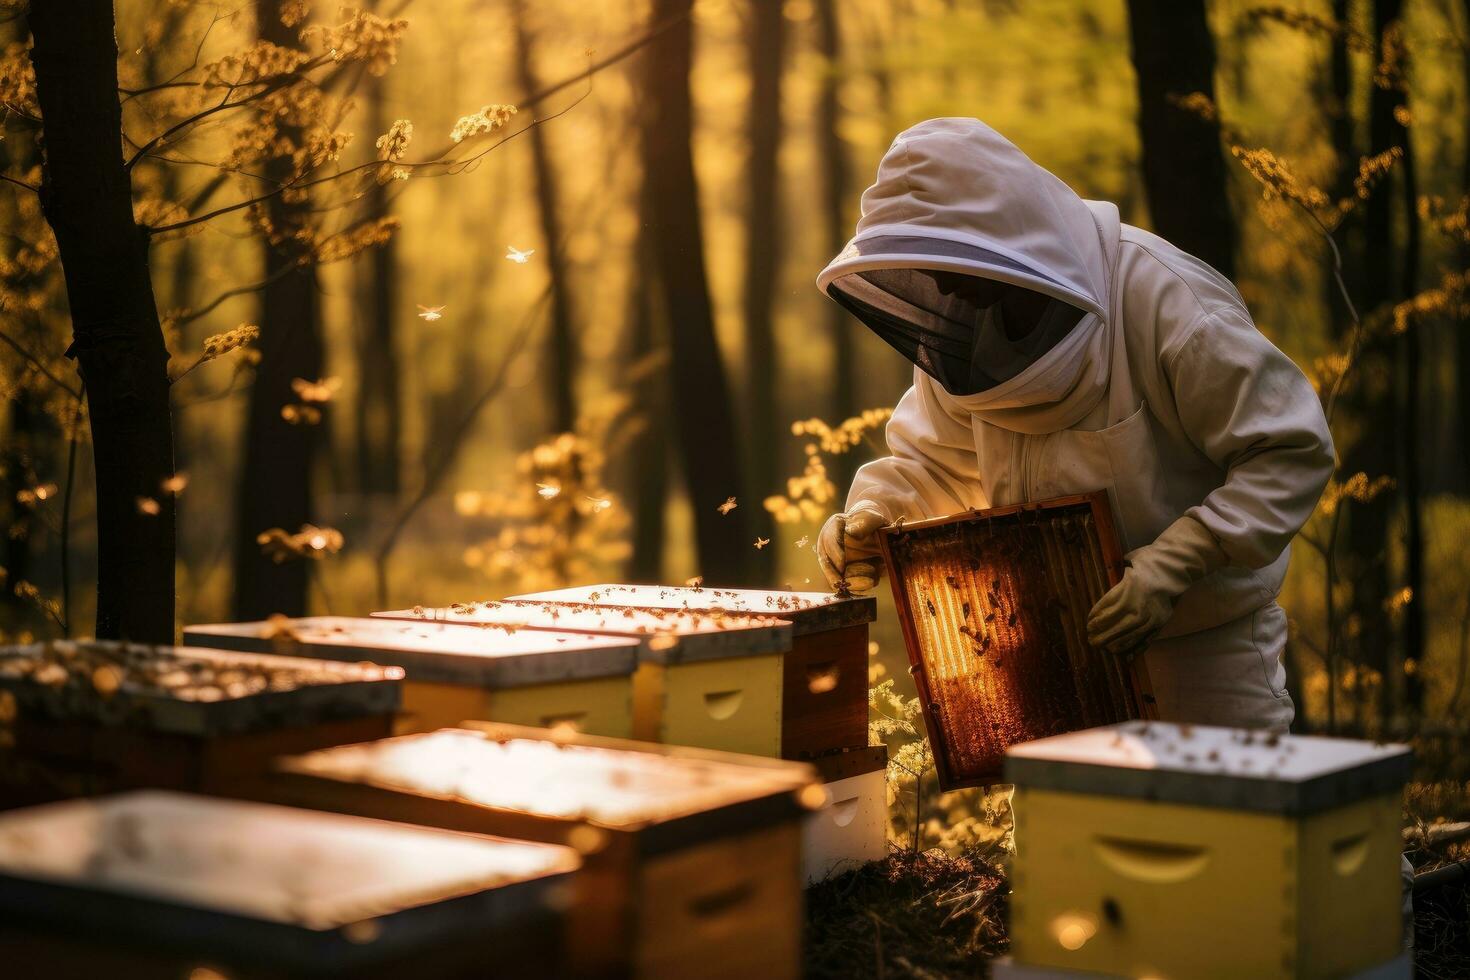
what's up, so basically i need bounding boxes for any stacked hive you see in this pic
[266,723,820,978]
[500,584,887,882]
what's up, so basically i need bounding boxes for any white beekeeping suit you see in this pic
[815,118,1335,731]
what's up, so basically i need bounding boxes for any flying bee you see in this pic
[416,304,445,321]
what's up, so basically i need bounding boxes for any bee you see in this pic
[416,304,446,321]
[717,496,738,515]
[505,245,536,264]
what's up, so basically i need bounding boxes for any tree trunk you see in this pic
[639,0,753,585]
[27,0,176,642]
[512,0,578,435]
[1341,0,1411,729]
[1387,17,1423,718]
[1458,0,1470,496]
[233,0,323,619]
[354,73,403,495]
[742,0,785,505]
[815,0,858,489]
[627,213,668,583]
[1124,0,1237,278]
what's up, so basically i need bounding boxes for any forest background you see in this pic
[3,0,1470,843]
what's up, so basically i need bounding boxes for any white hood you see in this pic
[817,118,1122,434]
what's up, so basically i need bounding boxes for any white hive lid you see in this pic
[1004,721,1413,815]
[183,616,639,687]
[0,791,577,931]
[370,601,792,665]
[282,727,814,831]
[510,583,877,634]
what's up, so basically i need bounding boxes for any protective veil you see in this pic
[819,119,1335,730]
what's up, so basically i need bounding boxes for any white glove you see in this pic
[1086,515,1227,654]
[815,507,887,593]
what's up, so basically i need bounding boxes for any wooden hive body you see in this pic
[267,723,817,979]
[878,492,1152,789]
[0,640,400,809]
[184,617,641,738]
[509,584,876,761]
[371,603,793,757]
[0,790,578,978]
[1004,722,1413,980]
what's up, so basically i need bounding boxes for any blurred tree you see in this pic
[354,68,403,496]
[511,0,578,434]
[25,0,176,642]
[742,0,786,505]
[639,0,753,584]
[1124,0,1236,278]
[626,183,669,583]
[815,0,859,491]
[232,0,326,620]
[1459,0,1470,495]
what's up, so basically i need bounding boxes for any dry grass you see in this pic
[804,848,1008,979]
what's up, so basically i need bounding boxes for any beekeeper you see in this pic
[814,118,1334,731]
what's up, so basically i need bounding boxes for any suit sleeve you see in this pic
[1168,309,1335,569]
[846,370,986,522]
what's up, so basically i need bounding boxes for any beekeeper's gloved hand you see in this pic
[1087,515,1227,654]
[816,507,887,593]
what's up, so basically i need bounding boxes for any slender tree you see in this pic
[354,69,403,496]
[815,0,858,489]
[232,0,326,620]
[512,0,579,434]
[1124,0,1237,278]
[626,204,669,583]
[26,0,176,642]
[742,0,786,504]
[639,0,753,584]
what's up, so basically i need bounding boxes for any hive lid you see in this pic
[279,726,818,851]
[509,584,877,635]
[0,791,576,962]
[183,617,639,688]
[0,640,400,736]
[371,602,793,665]
[1004,722,1414,815]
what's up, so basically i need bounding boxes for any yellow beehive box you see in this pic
[373,602,792,757]
[184,616,640,737]
[511,584,877,761]
[266,723,820,979]
[0,790,579,978]
[1002,722,1413,980]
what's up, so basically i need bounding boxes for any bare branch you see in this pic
[0,328,82,399]
[0,171,39,194]
[176,260,300,327]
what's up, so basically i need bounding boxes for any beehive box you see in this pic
[0,640,400,809]
[372,602,792,757]
[803,745,889,883]
[1003,722,1413,980]
[266,723,819,979]
[184,616,640,738]
[511,585,876,761]
[0,791,578,978]
[879,492,1154,790]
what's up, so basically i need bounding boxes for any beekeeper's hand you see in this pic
[816,507,887,593]
[1087,515,1227,654]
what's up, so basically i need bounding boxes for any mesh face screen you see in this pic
[881,497,1146,789]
